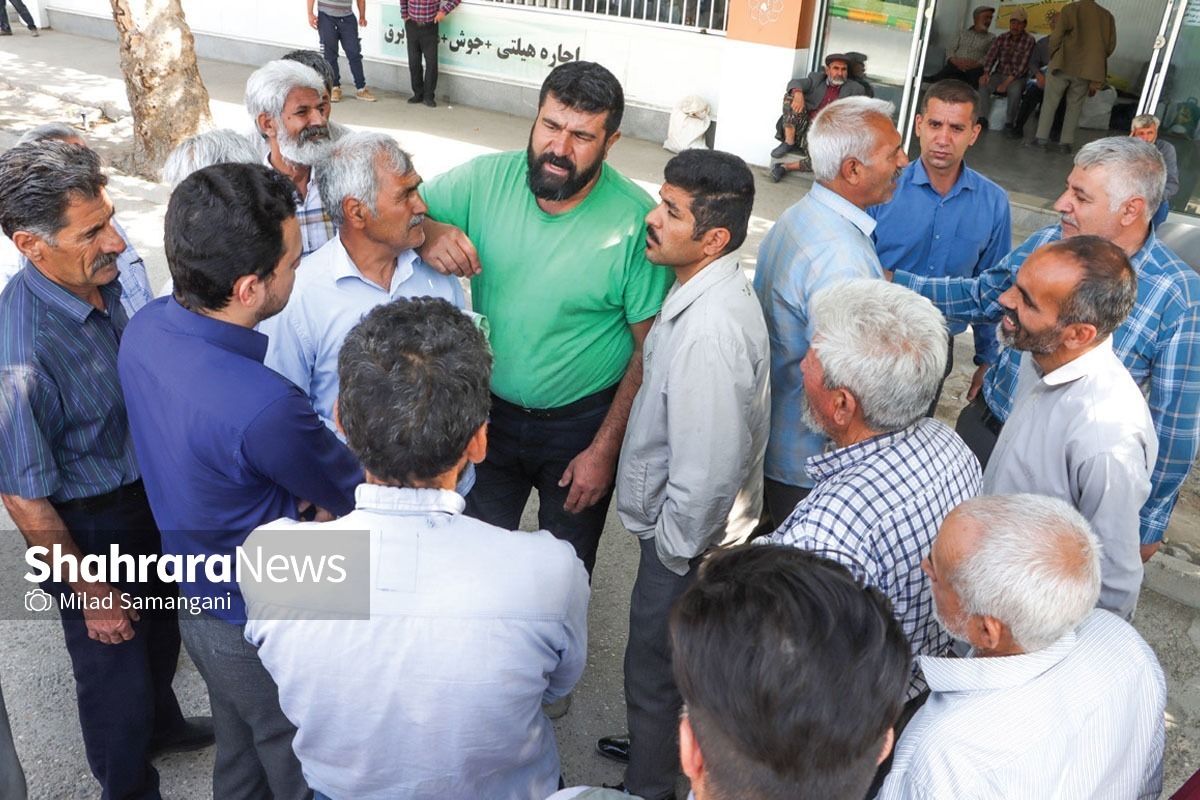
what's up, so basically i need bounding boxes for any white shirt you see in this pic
[879,609,1166,800]
[983,337,1157,620]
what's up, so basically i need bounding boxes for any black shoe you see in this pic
[770,142,792,159]
[407,95,423,104]
[423,98,437,107]
[597,734,631,764]
[769,163,786,183]
[148,716,215,758]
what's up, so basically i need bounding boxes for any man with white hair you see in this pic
[880,494,1166,798]
[753,96,909,526]
[162,129,262,189]
[246,59,338,255]
[765,278,981,705]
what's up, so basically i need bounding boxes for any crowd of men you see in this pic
[0,44,1195,800]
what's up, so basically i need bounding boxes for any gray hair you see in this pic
[1130,114,1160,130]
[807,97,897,183]
[0,140,107,244]
[808,278,947,432]
[17,122,86,146]
[315,131,414,228]
[245,59,328,134]
[1074,137,1165,221]
[161,129,262,188]
[947,494,1102,651]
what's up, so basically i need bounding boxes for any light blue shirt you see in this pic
[753,183,882,488]
[870,158,1010,365]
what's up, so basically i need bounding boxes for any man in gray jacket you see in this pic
[596,149,770,800]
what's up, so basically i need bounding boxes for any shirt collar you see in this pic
[1036,336,1115,387]
[920,627,1078,692]
[164,295,269,363]
[809,183,877,238]
[659,252,741,322]
[910,157,979,199]
[330,236,420,291]
[354,483,466,515]
[21,262,124,325]
[806,422,917,481]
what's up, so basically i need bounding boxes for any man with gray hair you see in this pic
[753,96,909,526]
[245,59,338,255]
[161,128,262,188]
[263,131,465,433]
[1130,113,1179,226]
[880,494,1166,798]
[765,278,981,705]
[890,136,1200,563]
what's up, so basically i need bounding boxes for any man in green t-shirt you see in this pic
[419,62,672,576]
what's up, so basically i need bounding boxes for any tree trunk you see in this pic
[109,0,212,179]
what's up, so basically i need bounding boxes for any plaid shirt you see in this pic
[983,31,1036,78]
[767,418,982,699]
[895,225,1200,545]
[263,154,333,256]
[399,0,461,23]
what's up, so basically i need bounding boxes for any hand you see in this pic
[558,443,617,513]
[966,364,988,401]
[418,219,481,277]
[434,10,446,22]
[1088,80,1102,96]
[882,269,894,282]
[790,95,805,114]
[978,74,989,87]
[359,15,368,26]
[1036,72,1045,89]
[1140,542,1161,562]
[80,582,138,644]
[998,77,1013,93]
[308,13,318,28]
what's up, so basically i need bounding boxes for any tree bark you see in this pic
[109,0,212,179]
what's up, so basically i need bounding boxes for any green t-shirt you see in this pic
[421,150,672,409]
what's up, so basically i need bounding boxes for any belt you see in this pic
[52,480,146,516]
[491,384,619,421]
[970,395,1005,437]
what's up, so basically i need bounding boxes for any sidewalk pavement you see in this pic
[0,27,1197,798]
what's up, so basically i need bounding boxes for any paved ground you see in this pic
[0,27,1198,799]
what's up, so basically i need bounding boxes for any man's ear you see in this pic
[333,400,344,438]
[1118,196,1147,228]
[840,157,861,185]
[602,130,622,159]
[877,727,896,765]
[968,613,1010,651]
[257,112,277,139]
[342,195,369,230]
[700,227,731,257]
[679,715,704,783]
[831,386,858,428]
[465,423,488,464]
[11,231,46,264]
[1060,321,1098,352]
[231,272,264,311]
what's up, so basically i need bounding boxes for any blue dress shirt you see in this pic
[870,158,1010,365]
[753,183,883,488]
[118,297,362,623]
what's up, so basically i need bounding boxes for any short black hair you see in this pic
[671,545,911,800]
[282,49,336,94]
[663,149,755,254]
[921,79,980,120]
[1048,235,1137,338]
[538,61,624,137]
[0,140,106,244]
[337,298,493,486]
[165,162,297,312]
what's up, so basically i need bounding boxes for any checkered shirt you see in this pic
[895,225,1200,545]
[767,418,982,699]
[983,31,1036,78]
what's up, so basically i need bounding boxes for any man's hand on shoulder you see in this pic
[559,442,618,513]
[419,219,481,277]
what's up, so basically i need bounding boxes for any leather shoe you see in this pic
[407,95,423,104]
[148,716,214,758]
[770,142,792,159]
[597,734,630,764]
[769,163,786,183]
[423,98,437,107]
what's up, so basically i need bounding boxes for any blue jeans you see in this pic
[317,12,365,89]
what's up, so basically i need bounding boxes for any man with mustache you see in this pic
[0,141,211,800]
[263,131,465,433]
[767,53,865,181]
[983,237,1154,621]
[889,136,1200,562]
[416,61,673,579]
[246,59,338,255]
[754,96,909,528]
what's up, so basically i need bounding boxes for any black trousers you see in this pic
[954,395,1003,471]
[405,19,440,101]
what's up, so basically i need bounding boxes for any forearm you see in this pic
[589,347,642,459]
[4,494,104,595]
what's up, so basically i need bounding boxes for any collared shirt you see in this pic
[947,27,997,64]
[117,297,361,623]
[399,0,461,23]
[766,418,982,698]
[870,158,1010,365]
[262,236,465,431]
[244,484,589,800]
[879,609,1166,800]
[753,182,882,488]
[0,267,140,503]
[893,225,1200,544]
[263,153,333,256]
[984,338,1156,620]
[983,30,1037,78]
[616,253,770,575]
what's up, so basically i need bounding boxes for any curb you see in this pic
[1144,552,1200,611]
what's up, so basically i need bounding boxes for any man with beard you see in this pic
[880,495,1165,798]
[417,61,673,577]
[246,59,338,255]
[768,53,865,180]
[118,163,361,800]
[0,141,211,800]
[982,237,1154,621]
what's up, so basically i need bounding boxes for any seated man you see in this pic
[765,278,981,701]
[1131,114,1179,226]
[881,494,1166,798]
[768,53,865,178]
[926,6,996,86]
[976,7,1035,131]
[244,297,589,800]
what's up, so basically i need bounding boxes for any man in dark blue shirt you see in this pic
[118,163,361,800]
[0,141,211,800]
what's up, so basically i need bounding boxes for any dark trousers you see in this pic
[624,537,698,800]
[317,12,365,90]
[0,0,36,32]
[1012,84,1065,138]
[466,393,613,574]
[762,477,811,533]
[48,488,185,800]
[0,679,27,800]
[954,395,1002,471]
[179,612,310,800]
[926,333,956,419]
[405,19,440,101]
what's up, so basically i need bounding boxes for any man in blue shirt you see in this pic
[754,96,909,526]
[118,163,361,800]
[871,80,1011,410]
[0,141,211,800]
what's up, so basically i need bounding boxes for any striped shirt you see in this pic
[399,0,461,23]
[894,225,1200,545]
[767,418,982,698]
[0,266,141,503]
[317,0,354,15]
[880,609,1166,799]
